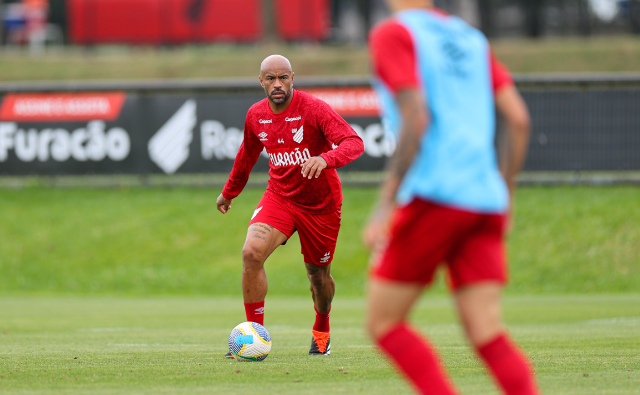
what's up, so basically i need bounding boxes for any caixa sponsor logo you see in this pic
[267,147,311,168]
[0,121,130,162]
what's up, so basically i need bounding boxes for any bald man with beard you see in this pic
[217,55,364,357]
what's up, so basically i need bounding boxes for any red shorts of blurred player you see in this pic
[371,198,507,291]
[249,191,341,266]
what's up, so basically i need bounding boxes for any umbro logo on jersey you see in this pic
[251,206,263,220]
[319,252,331,264]
[254,307,265,314]
[278,139,284,144]
[259,119,272,124]
[258,132,268,141]
[285,116,302,122]
[292,125,304,143]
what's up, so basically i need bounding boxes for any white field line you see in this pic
[78,328,146,332]
[582,317,640,325]
[341,345,467,350]
[107,343,207,347]
[105,343,469,353]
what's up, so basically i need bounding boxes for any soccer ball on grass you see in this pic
[228,321,272,361]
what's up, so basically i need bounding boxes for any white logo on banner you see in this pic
[350,123,395,158]
[148,100,197,174]
[292,125,304,143]
[0,121,130,162]
[200,120,243,160]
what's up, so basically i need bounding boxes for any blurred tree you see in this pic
[630,0,640,34]
[327,0,372,43]
[478,0,495,37]
[577,0,592,36]
[355,0,372,37]
[521,0,544,37]
[330,0,340,34]
[0,0,4,47]
[48,0,66,42]
[263,0,277,42]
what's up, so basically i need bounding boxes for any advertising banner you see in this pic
[0,89,391,176]
[2,86,640,176]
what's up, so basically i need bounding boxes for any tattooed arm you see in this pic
[362,88,429,249]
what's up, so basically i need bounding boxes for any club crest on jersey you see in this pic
[292,125,304,143]
[267,146,310,168]
[258,132,268,141]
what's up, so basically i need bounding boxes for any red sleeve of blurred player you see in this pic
[316,100,364,169]
[490,50,514,94]
[222,115,264,200]
[369,20,418,95]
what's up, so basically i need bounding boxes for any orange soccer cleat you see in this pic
[309,330,331,355]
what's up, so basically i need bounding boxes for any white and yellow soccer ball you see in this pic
[228,322,272,362]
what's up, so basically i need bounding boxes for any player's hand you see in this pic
[362,203,394,250]
[300,156,327,179]
[216,193,233,214]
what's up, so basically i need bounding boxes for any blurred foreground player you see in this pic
[363,1,539,394]
[217,55,364,356]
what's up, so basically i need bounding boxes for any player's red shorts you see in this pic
[371,198,508,291]
[249,192,341,266]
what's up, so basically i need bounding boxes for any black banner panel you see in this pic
[0,91,387,175]
[1,86,640,175]
[522,89,640,171]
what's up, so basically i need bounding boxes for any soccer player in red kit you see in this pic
[217,55,364,357]
[363,0,539,394]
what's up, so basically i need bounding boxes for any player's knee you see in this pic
[463,321,503,347]
[365,315,379,340]
[366,312,398,341]
[242,244,267,267]
[307,269,330,288]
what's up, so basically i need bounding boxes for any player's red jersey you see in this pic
[222,90,364,214]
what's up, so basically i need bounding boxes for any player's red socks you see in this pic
[312,305,331,333]
[377,322,458,395]
[244,301,265,326]
[477,333,539,395]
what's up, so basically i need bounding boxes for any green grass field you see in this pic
[0,186,638,295]
[1,295,639,394]
[1,185,639,394]
[1,36,640,82]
